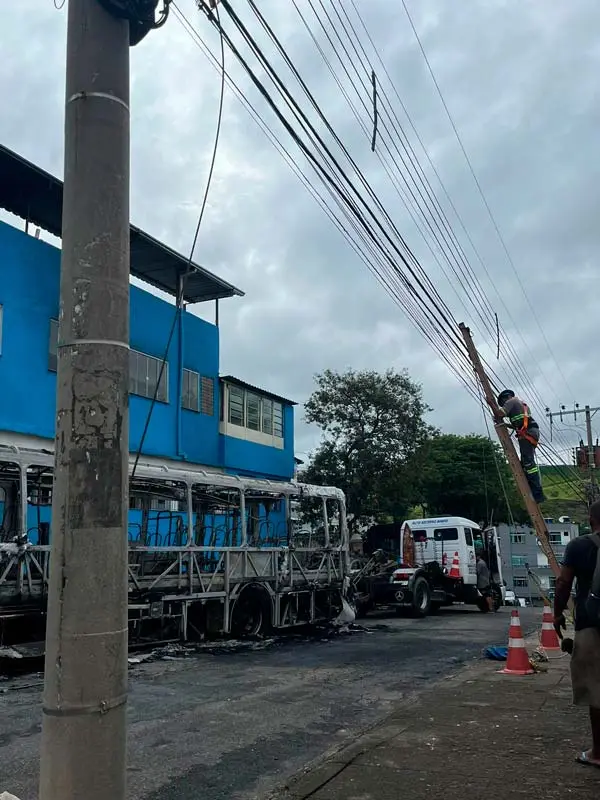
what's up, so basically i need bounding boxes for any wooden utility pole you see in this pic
[459,323,560,577]
[546,404,600,502]
[39,2,131,798]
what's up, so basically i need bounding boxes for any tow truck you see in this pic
[351,516,504,617]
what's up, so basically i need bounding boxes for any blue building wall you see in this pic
[0,220,295,481]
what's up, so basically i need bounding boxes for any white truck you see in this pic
[353,515,505,617]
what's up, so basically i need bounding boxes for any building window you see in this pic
[549,533,562,546]
[226,384,284,437]
[228,385,245,426]
[49,318,59,372]
[182,370,214,415]
[513,577,529,588]
[273,401,283,437]
[182,369,200,412]
[246,392,261,431]
[512,555,527,567]
[262,398,273,434]
[129,350,168,402]
[511,533,526,544]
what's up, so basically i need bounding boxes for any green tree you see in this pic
[300,368,435,527]
[417,433,527,524]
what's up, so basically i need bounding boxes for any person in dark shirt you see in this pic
[554,500,600,768]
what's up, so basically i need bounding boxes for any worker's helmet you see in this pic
[497,389,515,407]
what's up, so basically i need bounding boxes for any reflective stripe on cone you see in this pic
[540,605,560,650]
[501,609,534,676]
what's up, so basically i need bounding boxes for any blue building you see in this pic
[0,144,296,481]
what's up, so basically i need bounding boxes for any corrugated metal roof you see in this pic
[0,143,244,305]
[220,375,297,406]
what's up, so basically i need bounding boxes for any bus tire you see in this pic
[230,585,272,637]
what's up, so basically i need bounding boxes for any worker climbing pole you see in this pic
[496,389,545,504]
[459,323,560,578]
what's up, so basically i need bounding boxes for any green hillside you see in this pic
[539,464,589,525]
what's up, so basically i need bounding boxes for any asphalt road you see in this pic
[0,606,536,800]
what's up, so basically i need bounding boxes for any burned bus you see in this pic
[0,440,350,645]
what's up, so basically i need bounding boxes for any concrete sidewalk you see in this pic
[274,639,597,800]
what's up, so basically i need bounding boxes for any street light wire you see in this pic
[131,0,226,478]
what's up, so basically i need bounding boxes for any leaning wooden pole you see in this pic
[459,323,560,577]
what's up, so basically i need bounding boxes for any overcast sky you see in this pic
[2,0,599,462]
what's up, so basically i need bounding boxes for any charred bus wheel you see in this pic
[230,585,272,637]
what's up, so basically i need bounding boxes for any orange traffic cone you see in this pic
[540,605,560,650]
[448,552,461,579]
[501,609,534,675]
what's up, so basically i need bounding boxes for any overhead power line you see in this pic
[175,1,585,499]
[311,0,569,431]
[399,0,573,400]
[173,4,481,402]
[334,0,581,476]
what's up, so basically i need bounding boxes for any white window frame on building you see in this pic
[220,380,285,448]
[513,577,529,588]
[510,533,526,544]
[511,555,527,567]
[182,369,214,415]
[129,349,168,403]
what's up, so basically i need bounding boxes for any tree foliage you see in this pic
[300,369,529,527]
[416,434,527,525]
[300,369,435,527]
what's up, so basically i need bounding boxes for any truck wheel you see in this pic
[411,577,432,618]
[477,596,490,613]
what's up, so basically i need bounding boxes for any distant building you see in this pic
[496,521,580,602]
[0,144,296,482]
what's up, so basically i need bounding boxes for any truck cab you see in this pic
[352,516,504,617]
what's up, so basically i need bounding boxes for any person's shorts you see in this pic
[571,627,600,708]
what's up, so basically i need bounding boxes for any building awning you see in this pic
[0,143,244,305]
[220,376,297,406]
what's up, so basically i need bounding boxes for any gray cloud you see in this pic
[2,0,599,461]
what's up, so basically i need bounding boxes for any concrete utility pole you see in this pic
[459,324,560,577]
[39,2,130,799]
[546,404,600,501]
